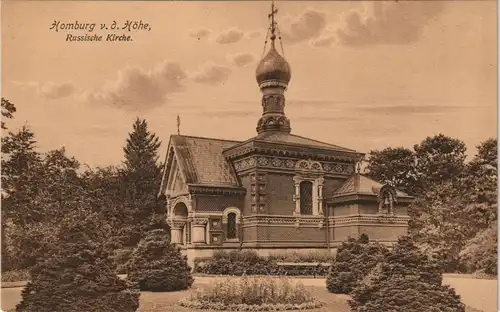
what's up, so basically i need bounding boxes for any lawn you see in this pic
[1,278,488,312]
[139,285,483,312]
[139,285,351,312]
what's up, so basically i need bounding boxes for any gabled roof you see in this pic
[164,135,241,189]
[333,173,411,198]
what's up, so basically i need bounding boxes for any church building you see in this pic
[158,3,413,264]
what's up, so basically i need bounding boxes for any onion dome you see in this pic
[255,44,291,89]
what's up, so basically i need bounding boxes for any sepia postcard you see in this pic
[1,1,498,312]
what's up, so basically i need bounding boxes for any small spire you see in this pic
[176,114,181,135]
[268,1,278,46]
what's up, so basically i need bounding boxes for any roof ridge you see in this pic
[171,134,242,143]
[288,133,359,152]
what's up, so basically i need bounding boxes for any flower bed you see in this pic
[179,276,324,311]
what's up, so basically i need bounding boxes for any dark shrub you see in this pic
[195,250,280,275]
[349,236,465,312]
[326,234,387,294]
[127,228,193,291]
[112,248,134,274]
[16,215,139,312]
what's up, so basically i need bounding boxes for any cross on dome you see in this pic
[255,1,291,90]
[268,1,278,42]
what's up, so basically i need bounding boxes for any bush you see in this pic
[127,228,193,291]
[268,250,335,263]
[111,248,133,275]
[349,236,465,312]
[195,250,280,276]
[179,276,323,311]
[15,214,140,312]
[326,234,387,294]
[1,270,30,282]
[460,221,498,276]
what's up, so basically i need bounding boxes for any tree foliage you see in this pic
[326,234,388,294]
[365,147,418,195]
[16,209,140,312]
[1,97,16,129]
[366,135,496,274]
[349,236,465,312]
[2,116,168,272]
[127,228,193,292]
[460,220,497,275]
[118,118,165,247]
[413,134,467,189]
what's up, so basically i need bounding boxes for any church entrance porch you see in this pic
[168,202,189,245]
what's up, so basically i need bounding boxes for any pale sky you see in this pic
[2,1,497,167]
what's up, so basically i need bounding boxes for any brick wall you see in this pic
[358,225,408,241]
[241,175,252,215]
[255,225,326,242]
[265,173,295,215]
[323,177,345,197]
[195,194,244,212]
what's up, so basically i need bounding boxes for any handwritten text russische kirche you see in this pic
[49,20,151,42]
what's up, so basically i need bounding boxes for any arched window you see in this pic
[227,213,237,239]
[300,181,313,215]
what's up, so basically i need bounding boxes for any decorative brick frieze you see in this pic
[167,219,187,229]
[239,214,409,228]
[327,214,410,226]
[223,142,363,162]
[242,215,324,227]
[187,185,246,196]
[233,156,355,175]
[191,217,209,226]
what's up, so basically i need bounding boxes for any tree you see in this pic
[1,98,17,129]
[365,147,418,195]
[123,118,161,194]
[326,234,388,294]
[127,228,193,292]
[119,118,165,247]
[408,180,474,272]
[349,236,465,312]
[458,138,498,275]
[1,126,43,270]
[472,138,497,169]
[16,209,140,312]
[2,126,41,208]
[460,220,497,276]
[462,138,498,210]
[414,134,467,192]
[3,143,92,269]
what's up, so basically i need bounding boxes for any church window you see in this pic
[227,213,237,239]
[300,181,313,215]
[186,222,191,243]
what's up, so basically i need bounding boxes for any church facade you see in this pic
[158,4,412,264]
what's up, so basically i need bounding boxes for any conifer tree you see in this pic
[16,209,140,312]
[1,97,17,130]
[123,118,161,194]
[326,234,387,294]
[118,118,165,247]
[127,228,193,292]
[349,236,465,312]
